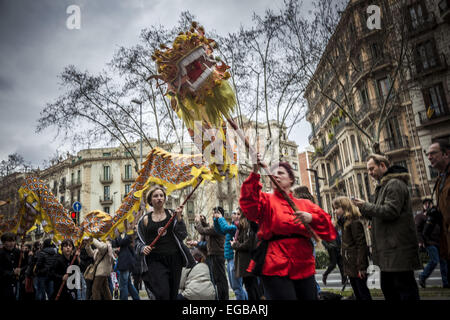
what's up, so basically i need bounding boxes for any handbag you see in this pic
[25,277,34,293]
[84,250,108,281]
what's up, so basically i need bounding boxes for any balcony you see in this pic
[407,12,437,38]
[418,106,450,127]
[323,138,338,157]
[121,173,135,183]
[412,53,448,80]
[99,196,113,205]
[68,179,82,190]
[99,174,113,184]
[59,184,66,193]
[440,0,450,23]
[329,169,342,188]
[380,135,410,156]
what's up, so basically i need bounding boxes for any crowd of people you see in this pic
[0,139,449,301]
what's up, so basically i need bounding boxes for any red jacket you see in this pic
[239,172,336,280]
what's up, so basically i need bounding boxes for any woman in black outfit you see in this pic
[135,186,194,300]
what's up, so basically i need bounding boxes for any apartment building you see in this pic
[408,0,450,190]
[305,0,446,214]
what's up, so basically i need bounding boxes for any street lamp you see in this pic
[131,99,143,170]
[307,168,325,208]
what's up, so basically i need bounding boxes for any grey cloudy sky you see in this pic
[0,0,313,168]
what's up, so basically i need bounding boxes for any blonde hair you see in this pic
[332,196,361,219]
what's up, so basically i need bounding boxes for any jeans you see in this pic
[119,270,140,300]
[35,276,54,301]
[77,275,87,300]
[420,245,448,286]
[226,258,248,300]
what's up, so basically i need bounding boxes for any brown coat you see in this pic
[339,217,370,278]
[194,220,225,256]
[436,164,450,259]
[360,166,421,272]
[230,226,258,278]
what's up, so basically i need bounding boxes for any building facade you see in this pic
[305,0,449,214]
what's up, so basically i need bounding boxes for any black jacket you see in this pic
[111,234,137,272]
[51,254,78,300]
[35,247,57,277]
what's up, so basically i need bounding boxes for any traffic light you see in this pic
[70,211,78,225]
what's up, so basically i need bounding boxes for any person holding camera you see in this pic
[426,140,450,270]
[415,198,448,288]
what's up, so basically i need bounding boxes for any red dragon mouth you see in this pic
[177,46,216,91]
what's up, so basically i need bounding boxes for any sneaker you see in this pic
[418,278,426,289]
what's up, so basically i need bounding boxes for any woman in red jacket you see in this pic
[239,156,336,300]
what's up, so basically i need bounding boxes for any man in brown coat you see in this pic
[426,140,450,262]
[353,154,421,301]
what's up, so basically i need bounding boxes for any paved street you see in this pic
[315,267,447,290]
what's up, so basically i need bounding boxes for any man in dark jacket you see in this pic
[35,238,57,300]
[0,233,21,300]
[353,154,421,301]
[111,233,140,300]
[416,199,448,288]
[426,140,450,273]
[194,212,228,300]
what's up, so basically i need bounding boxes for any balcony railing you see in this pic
[121,173,135,183]
[329,170,342,187]
[418,106,450,126]
[68,179,82,189]
[323,138,338,157]
[412,53,448,79]
[99,196,113,205]
[380,135,410,154]
[99,174,113,184]
[407,12,437,38]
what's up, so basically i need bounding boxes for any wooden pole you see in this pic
[226,117,321,242]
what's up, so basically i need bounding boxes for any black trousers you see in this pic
[380,271,420,301]
[243,276,263,300]
[206,254,229,300]
[349,277,372,300]
[144,253,183,300]
[323,248,344,279]
[261,275,317,300]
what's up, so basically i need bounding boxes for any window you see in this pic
[104,186,110,200]
[71,172,75,184]
[350,135,360,162]
[422,83,448,116]
[103,166,111,181]
[359,84,369,106]
[124,184,131,196]
[342,139,350,167]
[385,116,404,149]
[415,40,438,72]
[60,196,65,205]
[357,173,365,199]
[77,170,81,183]
[377,77,391,100]
[370,42,382,60]
[103,152,111,157]
[125,164,133,179]
[104,207,110,214]
[292,162,298,170]
[364,173,371,199]
[408,2,426,30]
[348,177,355,197]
